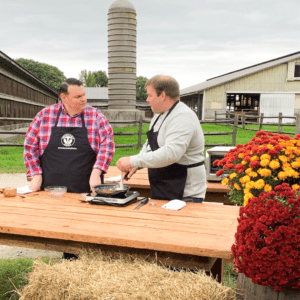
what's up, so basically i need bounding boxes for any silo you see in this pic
[108,0,137,110]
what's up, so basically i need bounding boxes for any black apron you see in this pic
[147,102,203,200]
[40,107,97,193]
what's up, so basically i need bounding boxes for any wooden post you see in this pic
[232,114,239,146]
[215,111,217,121]
[278,112,282,134]
[242,111,246,130]
[137,115,143,148]
[259,113,264,131]
[295,114,300,135]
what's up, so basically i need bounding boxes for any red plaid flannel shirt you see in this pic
[24,103,115,177]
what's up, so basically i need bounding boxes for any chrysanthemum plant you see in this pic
[231,183,300,291]
[214,131,300,206]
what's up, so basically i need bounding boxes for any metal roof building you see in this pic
[180,51,300,122]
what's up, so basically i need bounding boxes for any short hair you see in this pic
[145,75,180,100]
[58,78,83,96]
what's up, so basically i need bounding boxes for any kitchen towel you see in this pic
[17,185,33,194]
[162,200,186,211]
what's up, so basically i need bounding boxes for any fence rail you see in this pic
[0,115,238,148]
[215,111,300,135]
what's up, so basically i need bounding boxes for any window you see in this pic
[295,64,300,78]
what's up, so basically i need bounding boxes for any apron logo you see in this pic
[61,134,75,147]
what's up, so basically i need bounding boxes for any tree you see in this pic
[93,70,108,87]
[79,70,96,87]
[136,76,148,100]
[15,58,65,90]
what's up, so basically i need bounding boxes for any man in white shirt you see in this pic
[117,75,206,202]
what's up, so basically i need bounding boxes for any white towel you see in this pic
[17,185,33,194]
[105,175,122,182]
[162,200,186,211]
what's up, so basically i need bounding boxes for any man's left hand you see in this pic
[90,168,102,195]
[116,157,132,173]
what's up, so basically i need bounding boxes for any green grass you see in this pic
[0,258,237,299]
[0,123,297,173]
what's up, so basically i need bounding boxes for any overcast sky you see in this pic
[1,0,299,89]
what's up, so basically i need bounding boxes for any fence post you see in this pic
[232,114,239,146]
[137,115,143,148]
[259,113,264,131]
[242,111,246,130]
[295,114,300,135]
[215,111,217,121]
[278,112,282,134]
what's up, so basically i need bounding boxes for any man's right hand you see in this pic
[123,168,137,180]
[29,175,42,192]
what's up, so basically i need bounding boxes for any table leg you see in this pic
[208,258,224,283]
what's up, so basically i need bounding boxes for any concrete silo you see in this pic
[106,0,144,127]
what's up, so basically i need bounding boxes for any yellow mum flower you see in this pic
[296,157,300,163]
[245,181,255,189]
[244,188,250,194]
[291,161,300,169]
[261,154,271,160]
[250,155,259,161]
[240,175,251,184]
[269,160,280,170]
[249,171,258,177]
[244,192,254,206]
[286,169,296,177]
[229,173,237,179]
[260,159,270,167]
[278,171,287,180]
[292,171,299,178]
[241,161,247,165]
[279,155,288,163]
[292,184,300,190]
[234,183,241,190]
[245,168,252,175]
[258,168,271,177]
[238,153,244,159]
[254,179,265,189]
[267,144,274,150]
[221,177,229,185]
[264,184,272,192]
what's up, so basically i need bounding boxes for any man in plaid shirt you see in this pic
[24,78,115,194]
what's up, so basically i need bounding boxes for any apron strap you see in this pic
[157,100,179,131]
[54,106,85,127]
[188,161,204,168]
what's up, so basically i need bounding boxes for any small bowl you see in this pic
[44,186,67,198]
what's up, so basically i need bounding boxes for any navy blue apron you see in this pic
[147,101,203,200]
[40,107,97,193]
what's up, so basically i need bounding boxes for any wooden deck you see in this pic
[0,191,239,283]
[105,166,231,205]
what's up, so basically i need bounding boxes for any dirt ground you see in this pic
[0,173,62,259]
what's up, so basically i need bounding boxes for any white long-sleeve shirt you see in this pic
[130,101,207,199]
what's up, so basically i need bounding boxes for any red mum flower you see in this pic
[274,145,283,152]
[250,160,260,168]
[216,169,224,177]
[256,131,267,137]
[213,160,220,166]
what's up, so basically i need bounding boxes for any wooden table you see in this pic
[0,192,239,283]
[105,166,231,205]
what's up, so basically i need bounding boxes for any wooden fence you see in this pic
[0,115,238,148]
[215,111,300,135]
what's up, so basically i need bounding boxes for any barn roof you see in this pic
[85,87,108,99]
[180,51,300,97]
[0,50,58,96]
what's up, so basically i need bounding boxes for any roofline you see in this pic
[206,50,300,81]
[0,50,59,95]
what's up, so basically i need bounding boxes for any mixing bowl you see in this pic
[44,186,67,198]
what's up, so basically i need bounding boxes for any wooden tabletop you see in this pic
[105,166,230,193]
[0,191,239,260]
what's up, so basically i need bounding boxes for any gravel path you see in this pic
[0,173,62,259]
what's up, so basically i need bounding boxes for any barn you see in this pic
[180,51,300,123]
[0,51,58,129]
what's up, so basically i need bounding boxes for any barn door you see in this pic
[260,93,295,124]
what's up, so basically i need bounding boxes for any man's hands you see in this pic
[29,175,42,192]
[90,168,102,195]
[117,157,137,180]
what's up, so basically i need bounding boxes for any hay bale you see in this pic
[17,250,236,300]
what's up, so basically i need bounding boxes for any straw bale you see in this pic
[17,250,236,300]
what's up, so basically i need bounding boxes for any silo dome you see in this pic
[109,0,136,13]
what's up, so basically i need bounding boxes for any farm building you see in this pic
[85,87,153,118]
[0,50,58,128]
[180,51,300,123]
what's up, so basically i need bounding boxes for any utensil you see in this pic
[134,197,149,210]
[119,172,124,189]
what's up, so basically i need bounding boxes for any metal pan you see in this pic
[93,184,130,197]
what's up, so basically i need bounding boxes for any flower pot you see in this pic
[236,274,300,300]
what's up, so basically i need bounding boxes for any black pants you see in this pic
[182,197,203,203]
